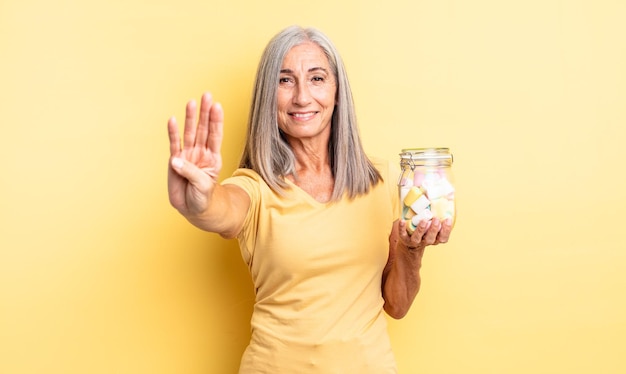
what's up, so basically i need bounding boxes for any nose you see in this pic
[293,81,312,106]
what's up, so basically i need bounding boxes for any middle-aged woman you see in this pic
[167,25,453,373]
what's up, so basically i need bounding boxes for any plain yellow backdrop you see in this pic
[2,0,625,373]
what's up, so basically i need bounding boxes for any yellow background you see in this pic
[2,0,625,373]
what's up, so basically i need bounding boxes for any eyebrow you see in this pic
[280,67,329,74]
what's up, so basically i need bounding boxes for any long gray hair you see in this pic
[239,25,382,201]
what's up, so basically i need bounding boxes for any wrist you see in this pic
[403,242,424,253]
[397,243,424,270]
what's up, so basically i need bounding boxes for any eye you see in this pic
[310,76,326,85]
[279,76,293,85]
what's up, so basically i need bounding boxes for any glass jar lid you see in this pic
[400,148,453,167]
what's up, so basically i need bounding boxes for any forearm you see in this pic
[382,243,424,319]
[179,183,248,239]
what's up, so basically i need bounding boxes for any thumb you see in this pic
[171,157,185,171]
[170,157,212,190]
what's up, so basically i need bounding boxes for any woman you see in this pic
[167,25,452,373]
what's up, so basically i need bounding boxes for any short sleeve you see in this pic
[221,169,262,265]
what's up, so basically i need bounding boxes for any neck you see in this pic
[285,138,335,202]
[289,138,330,174]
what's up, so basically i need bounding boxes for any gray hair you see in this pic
[239,25,381,200]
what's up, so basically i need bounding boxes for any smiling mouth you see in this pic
[290,112,318,120]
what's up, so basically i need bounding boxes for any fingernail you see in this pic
[172,157,183,169]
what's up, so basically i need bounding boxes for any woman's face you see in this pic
[277,42,337,144]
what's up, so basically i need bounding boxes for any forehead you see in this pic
[281,42,330,69]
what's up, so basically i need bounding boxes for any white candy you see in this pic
[422,177,455,200]
[410,194,430,213]
[411,209,433,225]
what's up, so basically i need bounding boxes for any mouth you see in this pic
[289,111,318,121]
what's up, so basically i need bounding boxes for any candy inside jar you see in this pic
[398,148,455,234]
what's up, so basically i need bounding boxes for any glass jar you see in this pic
[398,148,455,234]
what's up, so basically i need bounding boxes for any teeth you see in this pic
[292,112,315,118]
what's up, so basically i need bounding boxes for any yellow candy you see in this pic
[406,219,417,235]
[403,186,424,206]
[430,197,451,220]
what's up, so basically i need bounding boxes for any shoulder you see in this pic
[221,168,264,185]
[221,168,264,199]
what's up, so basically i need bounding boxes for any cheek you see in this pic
[325,94,337,110]
[323,85,338,106]
[313,87,336,107]
[276,112,289,130]
[276,95,290,125]
[276,91,290,110]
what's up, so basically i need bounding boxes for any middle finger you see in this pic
[422,218,442,244]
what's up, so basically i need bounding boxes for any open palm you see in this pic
[167,93,224,216]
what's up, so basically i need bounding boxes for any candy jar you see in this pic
[398,148,455,234]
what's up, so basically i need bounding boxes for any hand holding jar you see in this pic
[398,148,456,235]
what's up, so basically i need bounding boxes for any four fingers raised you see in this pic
[169,92,224,158]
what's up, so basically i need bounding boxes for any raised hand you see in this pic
[167,92,224,217]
